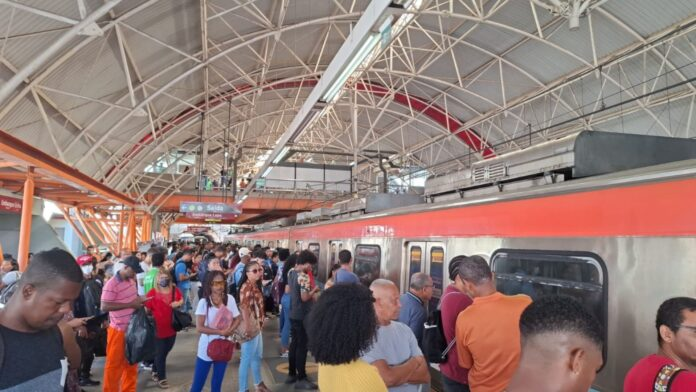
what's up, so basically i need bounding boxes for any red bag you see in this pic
[207,337,234,362]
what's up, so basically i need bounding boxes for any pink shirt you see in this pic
[440,284,473,384]
[101,274,137,331]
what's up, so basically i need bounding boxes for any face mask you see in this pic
[81,265,93,275]
[158,277,170,287]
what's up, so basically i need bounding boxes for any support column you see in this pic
[117,208,125,253]
[17,167,35,271]
[127,209,136,251]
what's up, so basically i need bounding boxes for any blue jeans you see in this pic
[238,334,263,391]
[280,293,291,348]
[190,357,228,392]
[180,287,191,313]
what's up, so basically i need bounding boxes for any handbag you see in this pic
[171,289,192,332]
[232,299,261,343]
[204,306,235,362]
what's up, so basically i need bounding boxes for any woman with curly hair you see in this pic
[307,284,387,392]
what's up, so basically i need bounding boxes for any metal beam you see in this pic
[0,0,122,107]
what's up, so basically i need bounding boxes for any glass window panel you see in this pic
[355,245,381,286]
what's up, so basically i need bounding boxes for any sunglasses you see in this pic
[212,281,225,286]
[247,269,262,274]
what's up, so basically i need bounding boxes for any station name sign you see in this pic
[0,196,22,213]
[179,202,242,221]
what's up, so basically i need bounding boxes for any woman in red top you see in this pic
[145,268,183,389]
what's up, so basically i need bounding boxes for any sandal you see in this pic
[255,382,271,392]
[151,372,159,383]
[158,379,169,389]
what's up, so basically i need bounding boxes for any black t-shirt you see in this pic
[0,324,65,391]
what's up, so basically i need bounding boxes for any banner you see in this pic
[0,196,22,213]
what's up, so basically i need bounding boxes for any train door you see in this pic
[404,241,445,310]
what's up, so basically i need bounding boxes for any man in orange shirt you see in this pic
[454,256,532,392]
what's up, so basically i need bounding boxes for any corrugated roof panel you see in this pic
[601,0,696,37]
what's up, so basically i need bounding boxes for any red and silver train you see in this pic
[227,137,696,391]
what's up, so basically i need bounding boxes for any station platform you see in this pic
[83,317,318,392]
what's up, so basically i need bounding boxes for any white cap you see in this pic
[238,247,251,258]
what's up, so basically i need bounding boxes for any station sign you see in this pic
[0,196,22,213]
[180,202,242,220]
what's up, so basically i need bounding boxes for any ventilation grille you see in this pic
[473,162,507,183]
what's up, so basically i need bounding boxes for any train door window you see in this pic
[428,246,445,310]
[491,249,608,357]
[354,245,381,286]
[308,243,320,260]
[268,241,275,249]
[295,241,303,252]
[410,246,423,276]
[330,242,337,264]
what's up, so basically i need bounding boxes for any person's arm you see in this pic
[195,314,229,336]
[370,358,419,387]
[101,296,146,312]
[456,316,473,369]
[406,355,430,384]
[58,321,81,370]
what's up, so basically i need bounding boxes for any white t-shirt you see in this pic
[195,295,240,361]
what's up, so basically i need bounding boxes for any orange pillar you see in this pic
[17,167,34,271]
[117,209,125,252]
[127,209,136,251]
[142,214,151,242]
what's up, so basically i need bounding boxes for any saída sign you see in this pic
[179,202,242,221]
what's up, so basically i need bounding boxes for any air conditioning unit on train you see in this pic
[425,130,696,200]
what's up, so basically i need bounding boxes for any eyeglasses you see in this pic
[678,325,696,331]
[212,281,225,286]
[247,269,262,274]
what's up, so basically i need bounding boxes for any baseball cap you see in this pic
[76,254,94,266]
[238,247,251,258]
[120,256,144,274]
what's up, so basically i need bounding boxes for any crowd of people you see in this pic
[0,245,695,392]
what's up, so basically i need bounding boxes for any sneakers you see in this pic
[140,362,153,371]
[284,375,298,384]
[294,378,318,390]
[280,350,289,358]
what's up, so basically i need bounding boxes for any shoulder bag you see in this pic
[653,364,684,392]
[205,305,235,362]
[171,289,192,332]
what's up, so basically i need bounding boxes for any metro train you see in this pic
[228,157,696,391]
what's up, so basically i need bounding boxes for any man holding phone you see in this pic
[175,249,196,314]
[101,256,148,392]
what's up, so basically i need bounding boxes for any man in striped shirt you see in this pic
[101,256,147,392]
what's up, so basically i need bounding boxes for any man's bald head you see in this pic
[370,279,400,325]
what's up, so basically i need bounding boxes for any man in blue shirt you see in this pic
[398,272,432,347]
[175,249,195,313]
[334,249,360,284]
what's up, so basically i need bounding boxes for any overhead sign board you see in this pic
[180,202,242,221]
[0,196,22,213]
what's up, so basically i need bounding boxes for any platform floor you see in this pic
[83,317,318,392]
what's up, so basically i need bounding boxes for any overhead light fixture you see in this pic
[322,33,381,103]
[261,167,273,178]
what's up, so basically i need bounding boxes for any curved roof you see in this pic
[0,0,694,211]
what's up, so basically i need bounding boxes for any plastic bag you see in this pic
[125,308,156,365]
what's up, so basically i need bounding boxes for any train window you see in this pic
[330,242,337,264]
[295,240,303,252]
[430,247,445,309]
[308,243,320,260]
[491,249,608,353]
[268,241,275,249]
[409,246,422,280]
[355,245,381,286]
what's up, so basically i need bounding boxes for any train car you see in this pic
[228,155,696,392]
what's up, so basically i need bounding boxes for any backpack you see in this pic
[0,280,19,306]
[172,261,185,285]
[422,292,457,364]
[653,364,684,392]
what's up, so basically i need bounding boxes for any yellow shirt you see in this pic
[318,360,388,392]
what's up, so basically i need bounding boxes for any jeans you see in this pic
[190,357,228,392]
[442,374,471,392]
[152,335,176,380]
[180,287,191,313]
[288,319,309,379]
[76,335,96,378]
[238,334,263,391]
[279,294,291,349]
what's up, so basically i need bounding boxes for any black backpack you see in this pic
[422,296,457,363]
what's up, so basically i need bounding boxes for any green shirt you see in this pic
[143,268,159,294]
